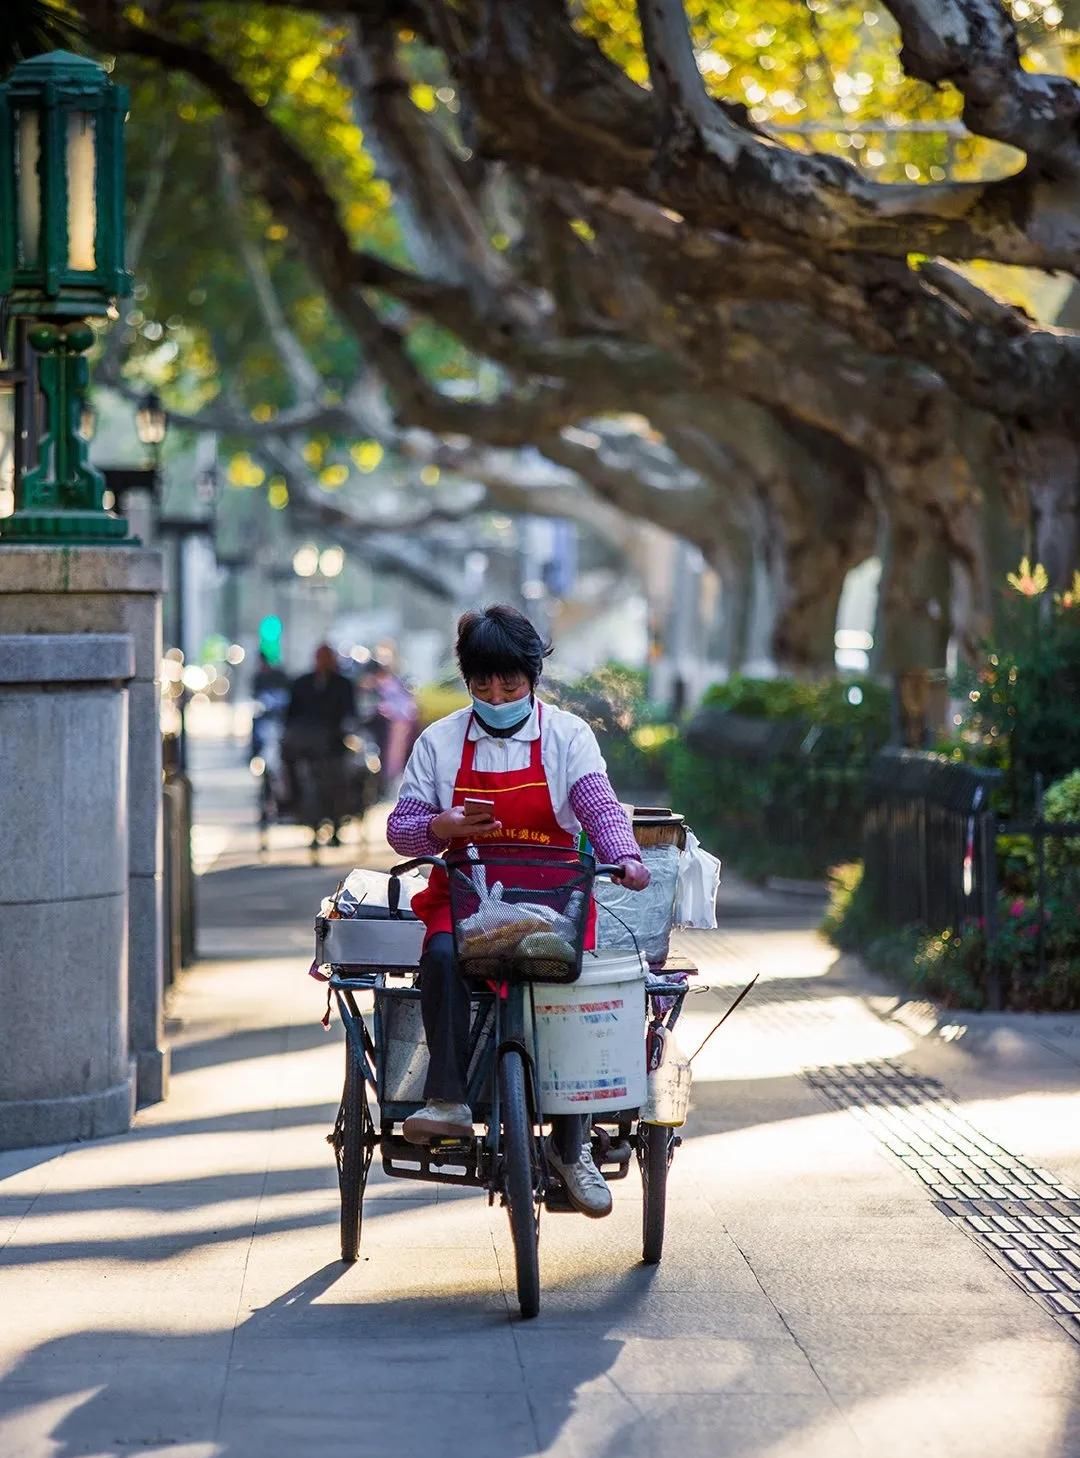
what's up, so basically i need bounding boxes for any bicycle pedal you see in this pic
[597,1140,632,1166]
[543,1184,578,1213]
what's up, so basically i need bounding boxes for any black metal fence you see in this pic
[997,772,1080,993]
[863,749,1002,996]
[863,751,1080,1008]
[672,710,872,879]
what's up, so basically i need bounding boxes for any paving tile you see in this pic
[217,1391,538,1458]
[0,1365,226,1453]
[533,1392,861,1458]
[839,1393,1080,1458]
[520,1335,821,1396]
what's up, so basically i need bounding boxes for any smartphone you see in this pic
[463,796,496,817]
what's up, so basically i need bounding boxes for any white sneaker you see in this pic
[402,1100,474,1145]
[545,1136,613,1218]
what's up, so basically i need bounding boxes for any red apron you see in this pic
[411,705,597,949]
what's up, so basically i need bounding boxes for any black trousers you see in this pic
[419,933,588,1162]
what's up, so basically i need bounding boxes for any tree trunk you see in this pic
[715,553,752,676]
[771,541,848,677]
[874,507,952,747]
[744,539,779,676]
[1025,430,1080,593]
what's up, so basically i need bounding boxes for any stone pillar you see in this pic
[0,547,169,1105]
[0,634,136,1147]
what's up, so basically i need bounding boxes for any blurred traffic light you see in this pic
[258,615,283,663]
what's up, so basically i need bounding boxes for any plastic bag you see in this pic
[674,830,721,929]
[595,842,681,966]
[319,866,429,919]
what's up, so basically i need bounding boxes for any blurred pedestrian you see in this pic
[370,659,418,787]
[284,644,357,849]
[250,652,291,760]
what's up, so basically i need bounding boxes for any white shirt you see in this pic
[397,699,607,839]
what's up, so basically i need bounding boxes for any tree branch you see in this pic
[215,126,325,404]
[881,0,1080,179]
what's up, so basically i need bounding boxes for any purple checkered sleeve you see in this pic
[569,772,642,865]
[386,796,446,858]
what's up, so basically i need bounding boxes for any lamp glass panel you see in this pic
[15,110,42,267]
[0,390,14,519]
[66,112,97,271]
[135,403,166,445]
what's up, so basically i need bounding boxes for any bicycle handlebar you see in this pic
[389,855,628,882]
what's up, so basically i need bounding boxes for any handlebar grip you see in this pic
[594,863,626,880]
[389,856,445,878]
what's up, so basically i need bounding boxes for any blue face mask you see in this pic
[472,694,532,731]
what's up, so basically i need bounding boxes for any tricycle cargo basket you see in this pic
[315,915,425,970]
[374,986,494,1113]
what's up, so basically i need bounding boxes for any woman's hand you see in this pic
[430,804,502,842]
[616,857,650,892]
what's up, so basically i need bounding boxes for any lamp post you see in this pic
[0,50,131,543]
[79,389,167,541]
[158,459,220,772]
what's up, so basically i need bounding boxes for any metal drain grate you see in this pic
[806,1060,1080,1341]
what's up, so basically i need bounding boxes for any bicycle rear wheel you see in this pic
[499,1050,541,1318]
[639,1122,670,1265]
[335,1047,374,1262]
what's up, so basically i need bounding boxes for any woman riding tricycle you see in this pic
[318,606,691,1317]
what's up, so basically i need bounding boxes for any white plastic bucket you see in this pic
[531,949,647,1116]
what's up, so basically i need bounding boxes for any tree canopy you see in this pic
[37,0,1080,670]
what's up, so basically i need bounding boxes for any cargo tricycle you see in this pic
[315,844,692,1319]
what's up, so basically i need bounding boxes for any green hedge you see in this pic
[824,859,1080,1012]
[665,675,890,881]
[949,565,1080,814]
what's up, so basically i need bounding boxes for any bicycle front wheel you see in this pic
[499,1050,541,1319]
[335,1047,374,1263]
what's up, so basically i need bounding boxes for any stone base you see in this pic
[134,1045,170,1108]
[0,1072,136,1150]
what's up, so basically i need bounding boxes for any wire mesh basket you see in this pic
[446,845,595,984]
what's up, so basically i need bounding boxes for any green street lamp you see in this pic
[0,50,133,544]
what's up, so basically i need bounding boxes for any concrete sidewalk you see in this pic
[3,743,1080,1458]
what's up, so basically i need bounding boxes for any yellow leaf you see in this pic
[287,51,321,89]
[302,439,324,467]
[319,463,349,488]
[410,83,437,113]
[350,440,384,472]
[420,464,440,487]
[268,481,289,509]
[227,453,265,488]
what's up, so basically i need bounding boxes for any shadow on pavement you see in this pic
[0,1268,643,1458]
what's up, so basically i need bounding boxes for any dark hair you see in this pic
[456,605,551,688]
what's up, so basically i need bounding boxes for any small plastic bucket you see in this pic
[531,949,647,1116]
[642,1025,692,1127]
